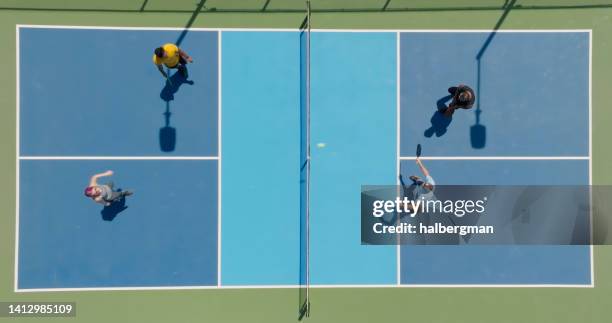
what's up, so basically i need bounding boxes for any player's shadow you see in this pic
[159,72,194,152]
[424,95,453,138]
[160,71,195,102]
[100,190,128,222]
[378,174,420,225]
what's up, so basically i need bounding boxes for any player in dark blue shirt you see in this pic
[443,84,476,117]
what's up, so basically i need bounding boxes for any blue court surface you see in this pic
[18,160,218,288]
[399,32,589,157]
[399,160,590,284]
[19,28,218,156]
[17,27,591,290]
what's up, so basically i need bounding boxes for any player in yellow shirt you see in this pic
[153,43,193,80]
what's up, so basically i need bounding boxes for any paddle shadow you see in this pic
[470,1,516,148]
[100,191,128,222]
[159,101,176,152]
[470,108,486,149]
[424,94,453,138]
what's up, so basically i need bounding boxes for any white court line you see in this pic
[16,25,299,32]
[14,25,20,293]
[23,156,587,161]
[312,284,593,288]
[16,24,592,34]
[589,30,594,286]
[16,286,230,293]
[395,30,593,288]
[14,25,594,290]
[395,31,401,286]
[19,156,219,160]
[313,29,592,33]
[15,283,594,293]
[217,31,223,287]
[399,156,589,160]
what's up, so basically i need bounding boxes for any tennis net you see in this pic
[299,0,311,320]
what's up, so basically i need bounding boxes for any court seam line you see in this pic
[14,24,20,293]
[19,156,219,160]
[15,25,592,33]
[14,283,594,293]
[217,30,222,288]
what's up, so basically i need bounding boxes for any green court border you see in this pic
[1,2,611,322]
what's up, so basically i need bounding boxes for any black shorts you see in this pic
[168,56,187,69]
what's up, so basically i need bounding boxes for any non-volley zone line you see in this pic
[399,156,589,160]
